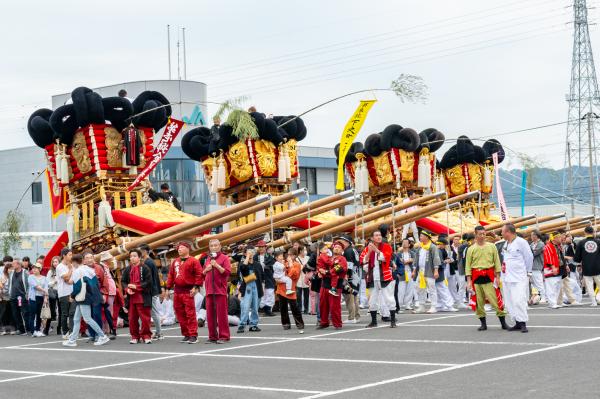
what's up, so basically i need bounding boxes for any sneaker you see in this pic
[94,335,110,346]
[456,303,468,310]
[129,339,139,344]
[286,289,295,295]
[570,301,581,306]
[216,339,228,344]
[19,332,29,336]
[205,339,217,344]
[298,329,304,334]
[237,327,245,334]
[550,305,560,309]
[426,308,437,314]
[9,331,16,335]
[144,339,152,344]
[444,307,459,313]
[539,299,548,305]
[180,337,190,343]
[591,302,598,307]
[0,331,6,336]
[343,319,357,324]
[62,340,77,347]
[32,331,41,337]
[38,332,47,337]
[188,337,198,344]
[249,326,261,332]
[62,333,70,340]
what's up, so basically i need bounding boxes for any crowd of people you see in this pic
[0,222,598,346]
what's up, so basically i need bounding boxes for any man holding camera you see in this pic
[202,238,231,343]
[166,241,203,344]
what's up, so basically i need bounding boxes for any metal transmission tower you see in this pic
[564,0,600,216]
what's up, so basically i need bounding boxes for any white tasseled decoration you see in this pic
[60,151,70,184]
[66,212,75,248]
[435,174,446,193]
[255,208,266,221]
[55,149,63,184]
[354,162,362,193]
[284,147,292,180]
[417,152,429,188]
[217,156,226,190]
[360,160,370,193]
[288,200,298,210]
[209,157,218,194]
[278,146,287,183]
[97,199,115,230]
[484,165,492,188]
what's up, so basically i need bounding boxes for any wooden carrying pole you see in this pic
[448,214,537,240]
[270,191,448,248]
[99,188,307,262]
[486,213,566,234]
[186,193,361,256]
[358,192,479,239]
[519,215,595,237]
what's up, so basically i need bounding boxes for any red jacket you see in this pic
[202,252,231,296]
[543,242,562,278]
[166,257,204,293]
[359,242,393,284]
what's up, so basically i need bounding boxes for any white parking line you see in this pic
[400,324,600,329]
[300,335,600,398]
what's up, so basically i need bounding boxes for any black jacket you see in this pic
[238,259,264,298]
[574,237,600,276]
[149,189,182,210]
[121,264,153,308]
[144,257,161,296]
[307,252,322,293]
[254,253,275,289]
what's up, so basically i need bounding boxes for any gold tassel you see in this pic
[88,200,94,231]
[114,192,121,210]
[136,191,142,206]
[82,202,88,231]
[125,191,132,208]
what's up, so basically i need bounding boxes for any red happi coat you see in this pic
[359,242,393,286]
[166,257,204,293]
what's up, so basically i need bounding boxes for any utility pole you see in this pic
[182,27,187,80]
[567,141,575,217]
[167,25,172,80]
[563,0,600,216]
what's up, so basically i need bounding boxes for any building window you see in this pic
[31,182,42,204]
[299,167,317,194]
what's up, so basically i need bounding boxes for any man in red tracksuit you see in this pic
[166,242,203,344]
[202,238,231,344]
[317,241,347,330]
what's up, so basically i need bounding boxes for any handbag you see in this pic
[41,303,51,320]
[75,279,87,302]
[243,272,257,284]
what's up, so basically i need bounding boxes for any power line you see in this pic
[189,0,562,79]
[209,8,567,90]
[211,24,568,100]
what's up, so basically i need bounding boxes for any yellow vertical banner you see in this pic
[336,100,377,190]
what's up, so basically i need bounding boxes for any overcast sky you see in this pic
[1,0,598,170]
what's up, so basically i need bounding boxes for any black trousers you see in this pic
[43,297,58,335]
[58,296,76,334]
[278,295,304,329]
[296,287,310,313]
[10,298,28,333]
[0,300,14,331]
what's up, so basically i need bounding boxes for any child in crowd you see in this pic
[273,251,294,295]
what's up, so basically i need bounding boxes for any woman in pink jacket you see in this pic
[202,238,231,344]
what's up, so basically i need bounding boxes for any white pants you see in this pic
[396,280,414,308]
[457,273,467,304]
[260,288,275,308]
[359,278,368,307]
[583,275,600,304]
[436,281,455,310]
[545,276,562,308]
[447,273,460,304]
[503,279,529,323]
[368,280,396,313]
[530,270,546,300]
[402,222,419,242]
[416,277,437,310]
[568,272,582,302]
